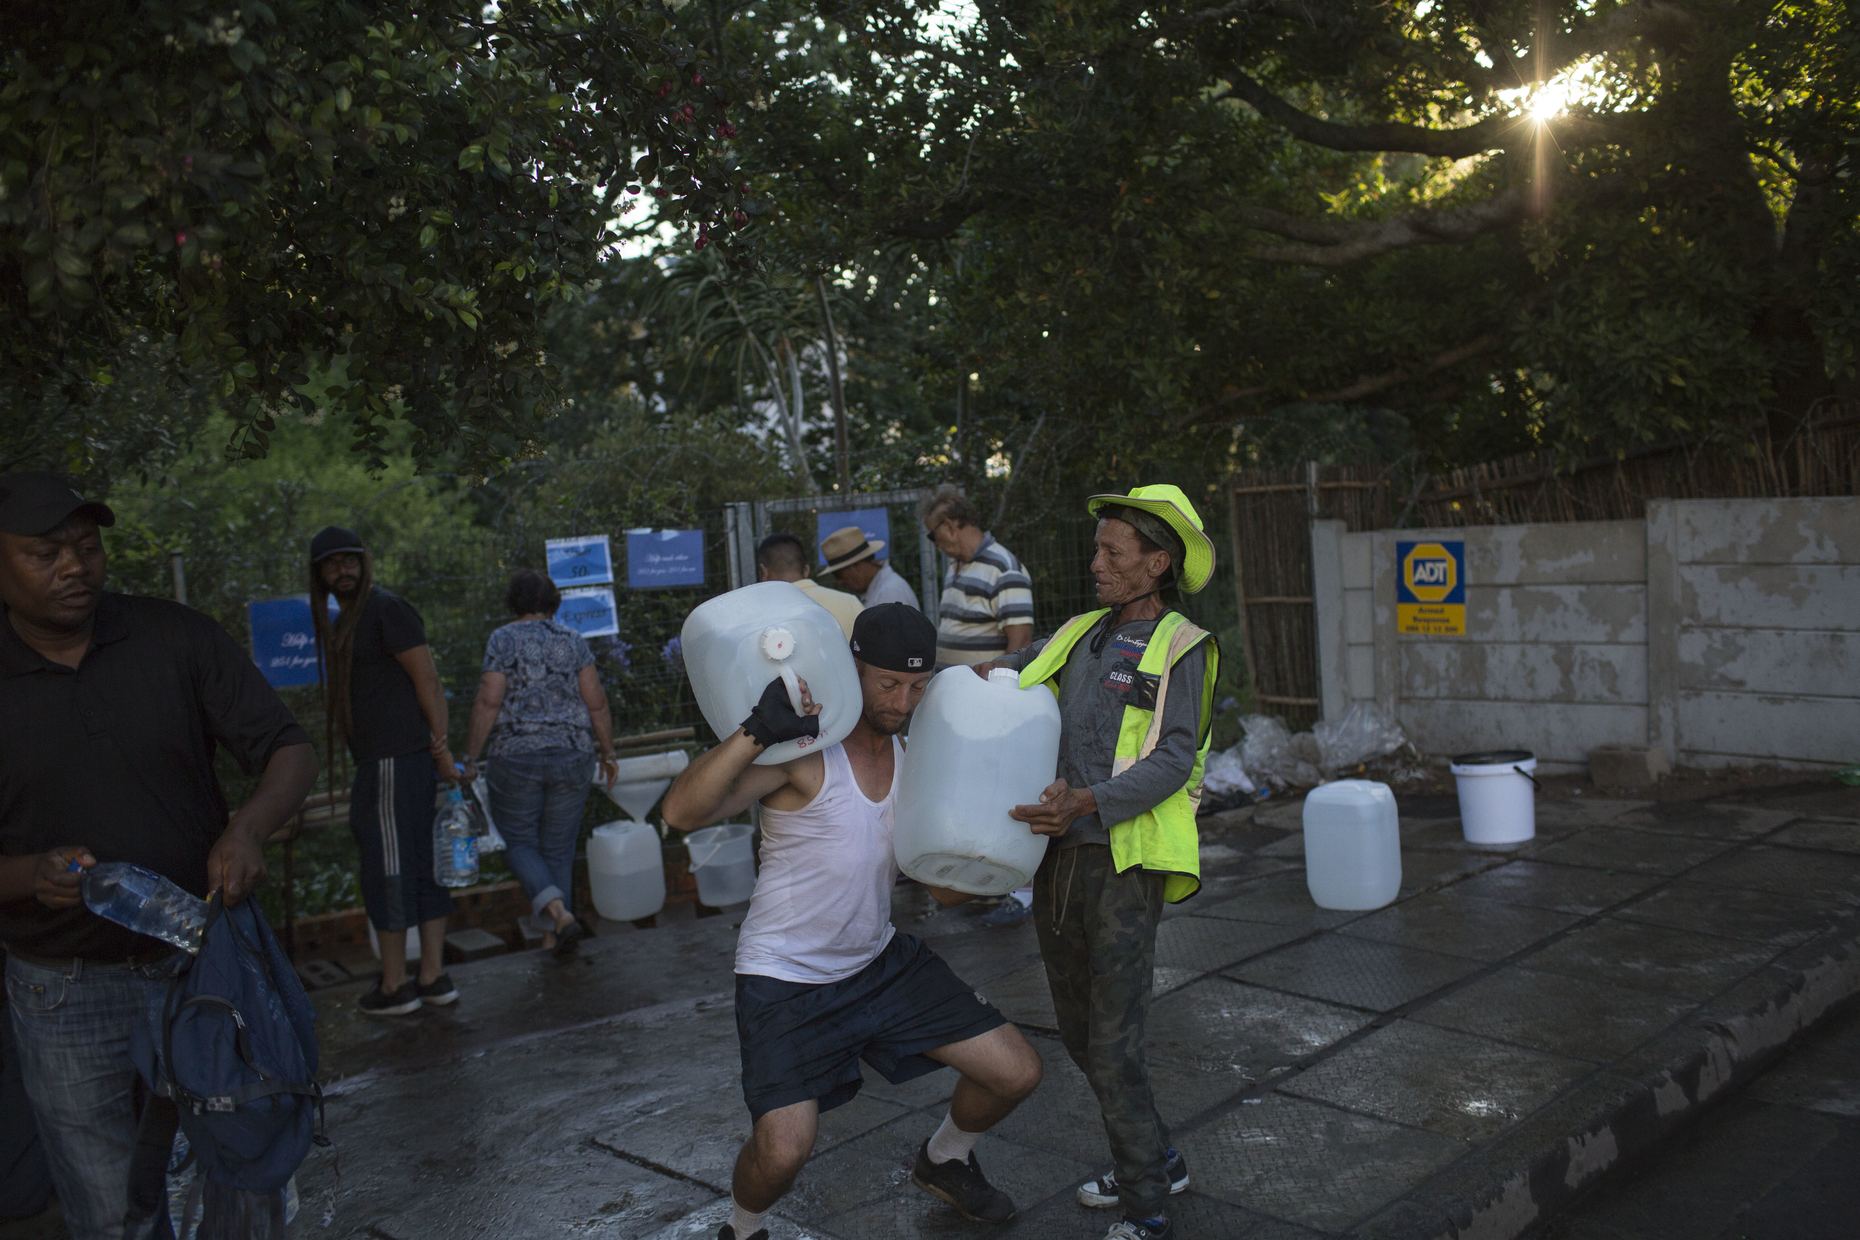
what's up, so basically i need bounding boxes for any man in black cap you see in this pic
[663,603,1042,1240]
[308,525,460,1016]
[0,472,317,1240]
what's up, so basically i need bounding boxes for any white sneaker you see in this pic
[1077,1147,1190,1208]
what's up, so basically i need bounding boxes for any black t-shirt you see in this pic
[343,587,432,762]
[0,594,310,960]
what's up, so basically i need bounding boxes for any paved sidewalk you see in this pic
[5,780,1857,1239]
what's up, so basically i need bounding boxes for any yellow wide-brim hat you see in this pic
[1086,484,1216,595]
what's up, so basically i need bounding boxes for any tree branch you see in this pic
[1226,73,1522,157]
[1177,333,1502,427]
[1240,188,1526,266]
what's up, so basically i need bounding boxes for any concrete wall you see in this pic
[1315,498,1860,773]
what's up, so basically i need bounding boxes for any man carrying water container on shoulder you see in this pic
[662,603,1043,1240]
[977,484,1221,1240]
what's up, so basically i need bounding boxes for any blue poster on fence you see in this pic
[545,534,615,588]
[247,595,330,689]
[816,508,891,566]
[626,528,705,588]
[557,587,621,638]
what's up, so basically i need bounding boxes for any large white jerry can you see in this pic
[681,581,861,766]
[895,668,1061,896]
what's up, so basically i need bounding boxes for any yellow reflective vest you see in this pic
[1018,608,1219,903]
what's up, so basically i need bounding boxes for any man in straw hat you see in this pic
[818,522,920,610]
[663,604,1042,1240]
[982,484,1220,1240]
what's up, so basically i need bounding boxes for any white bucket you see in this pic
[1450,750,1539,845]
[684,823,756,907]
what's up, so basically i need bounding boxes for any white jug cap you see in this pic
[988,667,1021,685]
[760,627,796,660]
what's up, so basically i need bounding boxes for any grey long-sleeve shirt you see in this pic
[1001,614,1209,849]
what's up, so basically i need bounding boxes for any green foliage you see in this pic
[2,0,752,468]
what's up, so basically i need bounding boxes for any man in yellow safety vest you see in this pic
[983,483,1219,1240]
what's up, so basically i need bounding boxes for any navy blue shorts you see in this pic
[735,933,1007,1120]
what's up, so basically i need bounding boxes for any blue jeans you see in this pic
[5,953,173,1240]
[487,749,592,919]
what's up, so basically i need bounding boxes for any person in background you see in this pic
[309,526,458,1016]
[984,484,1221,1240]
[461,569,615,958]
[662,605,1042,1240]
[920,484,1038,927]
[1,472,316,1239]
[818,524,920,610]
[754,531,862,639]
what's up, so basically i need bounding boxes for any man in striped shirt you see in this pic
[922,485,1036,669]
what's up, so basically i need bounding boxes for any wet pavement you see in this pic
[5,781,1859,1239]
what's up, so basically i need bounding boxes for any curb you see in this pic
[1355,910,1860,1239]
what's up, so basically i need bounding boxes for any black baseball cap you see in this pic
[0,471,116,536]
[309,526,367,563]
[850,603,937,673]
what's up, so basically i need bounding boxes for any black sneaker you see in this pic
[358,980,421,1017]
[1078,1147,1190,1208]
[417,973,459,1006]
[1103,1217,1172,1240]
[911,1141,1016,1223]
[716,1226,768,1240]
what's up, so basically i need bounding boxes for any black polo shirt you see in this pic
[0,594,309,960]
[342,586,431,762]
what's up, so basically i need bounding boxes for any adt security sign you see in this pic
[1396,540,1465,635]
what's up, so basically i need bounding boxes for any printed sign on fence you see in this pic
[247,595,330,689]
[816,508,892,566]
[626,528,705,588]
[557,587,621,638]
[1396,539,1466,636]
[545,534,615,588]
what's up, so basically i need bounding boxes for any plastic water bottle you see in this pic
[80,861,208,954]
[434,786,480,888]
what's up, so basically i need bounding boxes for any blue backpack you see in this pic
[130,895,326,1194]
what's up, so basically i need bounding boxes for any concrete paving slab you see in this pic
[1746,1013,1860,1118]
[1153,912,1311,973]
[1195,871,1364,930]
[1612,879,1851,947]
[1145,977,1372,1081]
[1523,918,1782,998]
[1278,1019,1594,1142]
[977,960,1057,1029]
[994,1189,1311,1239]
[1337,890,1581,962]
[1411,965,1698,1062]
[1529,797,1649,829]
[1187,1092,1466,1232]
[1396,848,1511,896]
[1445,859,1662,914]
[1521,827,1737,876]
[1225,934,1483,1012]
[1684,843,1860,906]
[1607,801,1798,840]
[1766,817,1860,854]
[1395,819,1540,854]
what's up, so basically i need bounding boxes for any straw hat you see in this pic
[817,524,886,576]
[1086,484,1216,594]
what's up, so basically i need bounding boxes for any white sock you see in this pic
[727,1198,767,1238]
[925,1111,982,1165]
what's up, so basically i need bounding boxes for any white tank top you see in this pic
[734,739,900,984]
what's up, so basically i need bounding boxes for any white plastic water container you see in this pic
[685,823,756,906]
[588,820,667,921]
[894,667,1061,896]
[1302,779,1401,911]
[367,923,421,962]
[1450,749,1538,845]
[681,581,861,766]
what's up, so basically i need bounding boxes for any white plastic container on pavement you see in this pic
[588,820,667,921]
[894,667,1061,896]
[681,581,861,766]
[1302,779,1401,911]
[1450,749,1538,845]
[684,823,756,906]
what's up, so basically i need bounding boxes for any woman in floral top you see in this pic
[462,570,616,956]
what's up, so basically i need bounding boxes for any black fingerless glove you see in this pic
[741,676,819,750]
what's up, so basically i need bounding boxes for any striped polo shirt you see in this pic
[935,533,1035,666]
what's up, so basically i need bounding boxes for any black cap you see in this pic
[0,471,116,536]
[850,603,937,673]
[309,526,366,563]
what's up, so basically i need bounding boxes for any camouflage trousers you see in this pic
[1033,841,1171,1219]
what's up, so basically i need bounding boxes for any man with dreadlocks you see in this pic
[981,485,1219,1240]
[309,526,460,1016]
